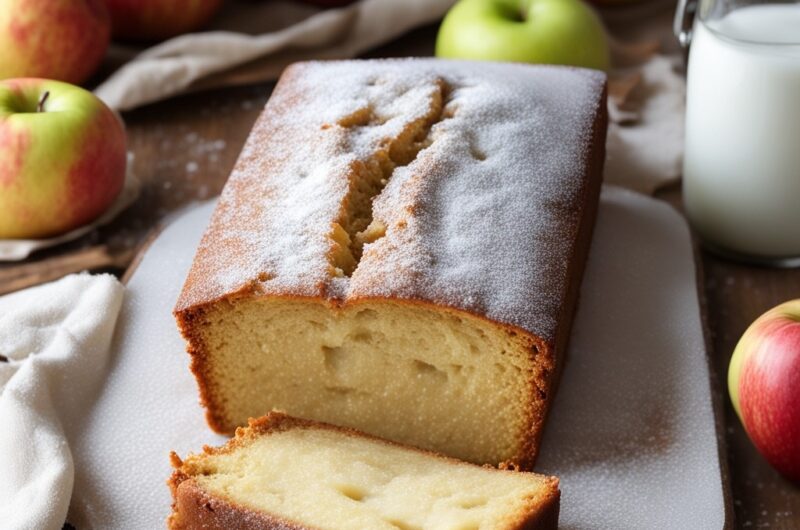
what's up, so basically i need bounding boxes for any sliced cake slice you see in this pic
[168,412,560,530]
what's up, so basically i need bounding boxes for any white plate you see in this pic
[68,185,726,529]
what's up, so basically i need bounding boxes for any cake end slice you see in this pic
[168,412,560,530]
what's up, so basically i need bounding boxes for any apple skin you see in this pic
[103,0,224,41]
[0,79,127,239]
[435,0,610,72]
[0,0,110,85]
[729,300,800,483]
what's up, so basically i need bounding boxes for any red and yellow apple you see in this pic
[0,79,127,239]
[729,300,800,483]
[0,0,110,84]
[436,0,610,72]
[103,0,224,41]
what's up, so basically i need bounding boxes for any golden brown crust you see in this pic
[173,59,607,471]
[515,81,610,470]
[170,478,557,530]
[169,479,314,530]
[516,488,561,530]
[167,412,560,530]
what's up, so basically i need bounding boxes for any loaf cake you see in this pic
[168,412,560,530]
[175,59,607,469]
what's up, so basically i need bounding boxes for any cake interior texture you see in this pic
[189,298,543,467]
[175,59,607,470]
[169,414,560,530]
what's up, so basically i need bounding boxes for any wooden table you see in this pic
[701,255,800,528]
[3,25,798,529]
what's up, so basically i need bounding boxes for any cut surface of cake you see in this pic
[175,58,608,469]
[168,412,560,530]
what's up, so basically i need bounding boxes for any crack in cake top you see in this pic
[176,59,606,343]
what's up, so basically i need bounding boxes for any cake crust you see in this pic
[174,59,608,469]
[169,481,308,530]
[168,412,561,530]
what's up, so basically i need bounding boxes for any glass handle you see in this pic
[674,0,698,48]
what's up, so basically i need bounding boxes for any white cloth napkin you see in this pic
[601,0,686,193]
[95,0,457,111]
[606,54,686,194]
[0,274,124,530]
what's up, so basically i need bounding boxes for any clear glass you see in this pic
[682,0,800,266]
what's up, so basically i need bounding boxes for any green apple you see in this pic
[0,79,127,239]
[436,0,611,71]
[0,0,111,84]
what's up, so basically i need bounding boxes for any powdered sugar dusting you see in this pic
[176,59,606,343]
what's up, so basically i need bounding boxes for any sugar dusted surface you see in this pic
[176,59,606,342]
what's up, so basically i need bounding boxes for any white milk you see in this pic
[683,4,800,260]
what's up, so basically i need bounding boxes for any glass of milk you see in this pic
[677,0,800,266]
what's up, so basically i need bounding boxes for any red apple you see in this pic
[0,79,127,239]
[729,300,800,483]
[0,0,110,85]
[104,0,224,41]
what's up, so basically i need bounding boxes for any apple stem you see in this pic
[37,91,50,113]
